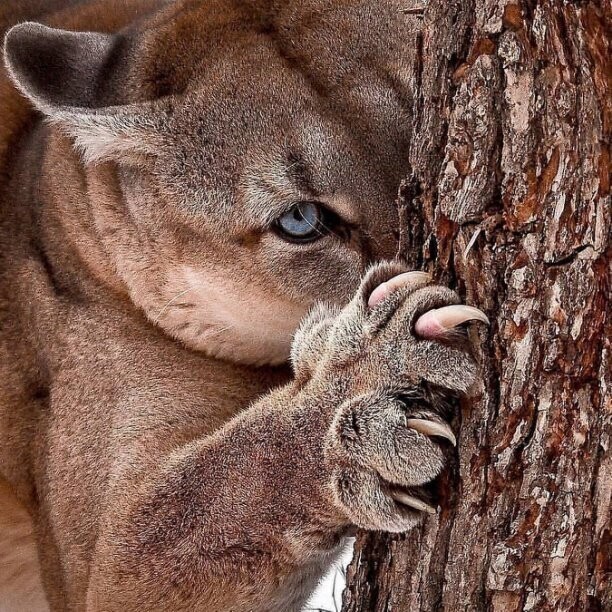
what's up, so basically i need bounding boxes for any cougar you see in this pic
[0,1,487,610]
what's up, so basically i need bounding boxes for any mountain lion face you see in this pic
[4,0,418,364]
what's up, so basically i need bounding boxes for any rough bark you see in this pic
[343,1,610,611]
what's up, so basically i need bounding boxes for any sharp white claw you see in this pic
[368,271,431,307]
[391,490,437,515]
[415,304,489,338]
[406,418,457,447]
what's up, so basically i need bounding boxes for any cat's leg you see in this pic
[41,263,484,612]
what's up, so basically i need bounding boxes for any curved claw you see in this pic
[415,305,489,338]
[368,271,431,308]
[391,490,437,515]
[406,418,457,447]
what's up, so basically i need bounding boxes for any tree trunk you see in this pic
[342,1,610,611]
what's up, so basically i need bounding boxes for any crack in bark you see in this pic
[344,0,609,609]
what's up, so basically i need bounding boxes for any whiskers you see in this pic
[154,286,199,323]
[153,285,234,348]
[301,210,346,242]
[178,321,234,353]
[193,324,232,344]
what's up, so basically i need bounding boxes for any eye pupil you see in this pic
[276,202,324,242]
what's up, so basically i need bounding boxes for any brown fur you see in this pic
[0,2,479,610]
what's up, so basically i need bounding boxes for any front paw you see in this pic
[295,262,488,532]
[327,388,458,532]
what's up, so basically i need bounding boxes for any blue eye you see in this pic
[275,202,326,242]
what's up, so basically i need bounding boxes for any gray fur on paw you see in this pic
[291,261,487,531]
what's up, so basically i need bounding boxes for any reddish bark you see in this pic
[343,1,610,610]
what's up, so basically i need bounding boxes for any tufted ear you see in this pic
[3,22,161,163]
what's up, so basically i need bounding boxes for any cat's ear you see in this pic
[3,22,162,163]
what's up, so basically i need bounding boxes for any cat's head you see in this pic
[4,0,418,365]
